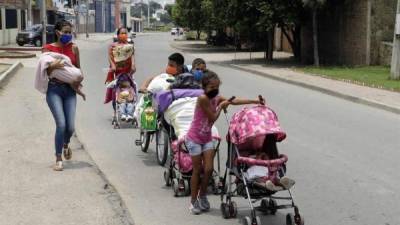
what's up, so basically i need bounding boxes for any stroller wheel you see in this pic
[255,216,261,225]
[242,216,252,225]
[164,170,171,186]
[287,213,305,225]
[294,214,304,225]
[229,201,237,218]
[183,179,190,196]
[132,118,138,128]
[220,203,230,219]
[172,179,179,197]
[269,199,277,215]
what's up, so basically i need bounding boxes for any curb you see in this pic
[218,63,400,115]
[0,47,41,51]
[0,51,37,58]
[0,62,23,88]
[171,42,400,115]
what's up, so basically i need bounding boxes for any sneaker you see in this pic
[189,200,202,215]
[265,180,283,192]
[53,161,63,171]
[126,115,133,122]
[198,195,210,211]
[280,176,295,190]
[121,115,127,121]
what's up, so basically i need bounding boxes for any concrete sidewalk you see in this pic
[0,60,133,224]
[171,40,400,114]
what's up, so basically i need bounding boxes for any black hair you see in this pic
[168,53,185,66]
[192,58,206,69]
[263,135,279,159]
[54,20,72,42]
[201,69,220,88]
[55,20,72,32]
[117,27,127,35]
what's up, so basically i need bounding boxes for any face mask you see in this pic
[166,65,178,75]
[118,34,128,43]
[59,34,72,44]
[193,70,203,81]
[206,89,219,99]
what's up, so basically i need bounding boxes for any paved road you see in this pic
[75,33,400,225]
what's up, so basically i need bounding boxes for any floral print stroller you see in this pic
[220,104,304,225]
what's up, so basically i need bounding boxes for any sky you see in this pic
[132,0,175,6]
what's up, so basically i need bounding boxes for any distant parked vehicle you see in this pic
[16,24,55,47]
[171,28,177,35]
[171,27,183,35]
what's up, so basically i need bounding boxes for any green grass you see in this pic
[300,66,400,92]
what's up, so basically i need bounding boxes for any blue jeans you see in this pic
[46,82,77,156]
[119,102,134,116]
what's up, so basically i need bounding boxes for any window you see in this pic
[6,9,18,29]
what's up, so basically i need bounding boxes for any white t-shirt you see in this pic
[147,73,175,93]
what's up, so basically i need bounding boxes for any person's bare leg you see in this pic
[199,149,215,196]
[190,155,202,201]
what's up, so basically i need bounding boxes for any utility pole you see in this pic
[390,0,400,79]
[85,0,89,38]
[27,0,32,28]
[147,0,150,28]
[41,0,47,46]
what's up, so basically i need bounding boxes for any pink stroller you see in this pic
[220,104,304,225]
[163,135,223,197]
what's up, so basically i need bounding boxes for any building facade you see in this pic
[301,0,397,65]
[0,0,28,45]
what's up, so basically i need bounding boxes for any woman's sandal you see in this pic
[53,161,63,171]
[63,145,72,160]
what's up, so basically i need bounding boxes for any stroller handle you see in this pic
[223,96,236,113]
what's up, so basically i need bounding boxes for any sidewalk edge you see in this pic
[0,62,23,88]
[218,63,400,115]
[73,131,135,225]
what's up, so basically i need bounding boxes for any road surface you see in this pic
[75,33,400,225]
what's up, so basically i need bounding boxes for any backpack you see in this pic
[170,72,201,89]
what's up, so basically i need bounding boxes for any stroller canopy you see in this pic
[228,105,286,147]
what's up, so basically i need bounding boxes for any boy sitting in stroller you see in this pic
[116,75,136,122]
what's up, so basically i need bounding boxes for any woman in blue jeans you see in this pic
[43,20,82,171]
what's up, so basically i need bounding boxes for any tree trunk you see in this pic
[282,26,301,60]
[196,30,201,40]
[267,29,274,61]
[312,8,320,66]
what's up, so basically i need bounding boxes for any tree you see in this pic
[164,4,174,17]
[303,0,326,66]
[172,0,207,40]
[160,13,172,24]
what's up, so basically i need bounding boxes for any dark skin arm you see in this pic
[218,96,264,106]
[198,95,226,123]
[139,74,157,92]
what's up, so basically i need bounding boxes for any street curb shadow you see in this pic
[0,61,23,88]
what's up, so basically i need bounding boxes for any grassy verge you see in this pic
[299,66,400,92]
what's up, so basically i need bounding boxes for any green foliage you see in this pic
[301,66,400,91]
[130,1,163,18]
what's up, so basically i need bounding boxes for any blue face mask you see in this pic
[193,70,204,81]
[60,34,72,44]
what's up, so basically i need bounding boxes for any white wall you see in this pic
[0,8,22,45]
